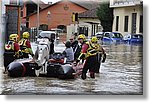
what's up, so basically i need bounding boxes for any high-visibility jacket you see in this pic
[85,41,98,57]
[18,38,32,54]
[94,43,105,54]
[78,41,98,60]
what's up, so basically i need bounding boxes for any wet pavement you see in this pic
[0,43,143,95]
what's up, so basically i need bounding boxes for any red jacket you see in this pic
[14,42,20,52]
[81,43,89,53]
[25,40,31,48]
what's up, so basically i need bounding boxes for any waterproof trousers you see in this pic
[81,55,97,79]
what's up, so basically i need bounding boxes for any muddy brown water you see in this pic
[0,43,143,95]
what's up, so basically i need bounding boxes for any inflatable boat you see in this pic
[5,33,83,79]
[6,52,82,79]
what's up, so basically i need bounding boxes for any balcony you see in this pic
[110,0,143,8]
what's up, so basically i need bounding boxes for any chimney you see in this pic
[48,2,52,5]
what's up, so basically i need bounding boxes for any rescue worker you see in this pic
[92,37,106,73]
[76,34,87,63]
[4,34,22,72]
[18,32,34,58]
[62,41,74,63]
[76,36,100,80]
[77,34,86,46]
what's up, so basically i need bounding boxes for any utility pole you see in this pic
[37,0,40,35]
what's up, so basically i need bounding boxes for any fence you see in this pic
[20,27,37,42]
[29,27,38,42]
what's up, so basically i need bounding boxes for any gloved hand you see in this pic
[102,53,106,63]
[76,59,80,63]
[31,54,34,57]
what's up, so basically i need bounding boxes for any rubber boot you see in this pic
[90,72,95,79]
[81,73,86,80]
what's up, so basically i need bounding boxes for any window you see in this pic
[139,15,143,33]
[116,16,119,31]
[112,33,123,38]
[104,33,110,37]
[124,16,129,32]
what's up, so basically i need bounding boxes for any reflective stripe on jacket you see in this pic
[78,41,98,60]
[85,41,98,58]
[18,39,29,53]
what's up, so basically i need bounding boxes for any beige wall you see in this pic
[67,18,102,39]
[112,5,143,35]
[0,0,1,25]
[79,18,102,36]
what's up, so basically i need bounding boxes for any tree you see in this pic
[96,3,113,32]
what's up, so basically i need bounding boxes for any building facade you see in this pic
[110,0,143,35]
[28,0,88,30]
[78,8,103,37]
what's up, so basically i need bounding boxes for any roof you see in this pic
[23,0,45,4]
[28,0,101,17]
[39,0,89,12]
[78,8,98,18]
[69,0,100,10]
[28,0,88,17]
[39,4,51,9]
[22,0,50,9]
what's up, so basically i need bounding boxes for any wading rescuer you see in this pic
[92,37,106,73]
[76,36,103,80]
[4,34,22,72]
[18,32,34,58]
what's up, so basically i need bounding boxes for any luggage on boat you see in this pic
[47,52,75,79]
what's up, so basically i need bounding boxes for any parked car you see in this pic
[102,32,123,43]
[95,32,104,40]
[36,31,56,44]
[123,34,143,44]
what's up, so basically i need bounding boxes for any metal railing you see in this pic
[110,0,142,7]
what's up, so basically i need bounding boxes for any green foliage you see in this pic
[96,3,113,32]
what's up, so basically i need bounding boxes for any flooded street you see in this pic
[0,43,143,95]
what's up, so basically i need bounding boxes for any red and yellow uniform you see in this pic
[77,36,106,79]
[18,32,34,58]
[4,34,22,69]
[77,40,98,79]
[94,42,106,73]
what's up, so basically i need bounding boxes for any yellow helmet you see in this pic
[78,34,86,40]
[22,32,30,39]
[9,34,19,42]
[91,36,98,43]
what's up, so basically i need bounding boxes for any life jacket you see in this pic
[5,41,14,52]
[18,38,29,53]
[85,41,98,58]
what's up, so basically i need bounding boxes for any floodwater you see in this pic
[0,43,143,95]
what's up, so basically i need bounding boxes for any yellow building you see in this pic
[110,0,143,35]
